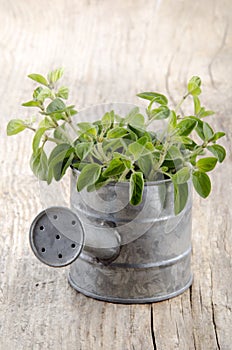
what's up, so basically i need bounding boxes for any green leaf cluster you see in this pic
[6,70,226,214]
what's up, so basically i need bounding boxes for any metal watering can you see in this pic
[29,172,193,304]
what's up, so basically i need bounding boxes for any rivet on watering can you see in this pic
[29,207,85,267]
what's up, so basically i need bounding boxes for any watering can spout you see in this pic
[29,206,121,268]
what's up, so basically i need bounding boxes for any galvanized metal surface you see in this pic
[29,207,84,267]
[69,171,193,303]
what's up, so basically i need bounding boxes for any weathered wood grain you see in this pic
[0,0,231,349]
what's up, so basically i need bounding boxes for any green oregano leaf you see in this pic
[165,146,183,161]
[207,145,226,163]
[47,68,64,84]
[125,108,145,127]
[174,182,188,215]
[22,100,42,108]
[7,119,26,135]
[37,88,54,102]
[129,171,144,205]
[39,116,56,128]
[192,171,211,198]
[125,107,139,122]
[52,153,74,181]
[56,86,69,99]
[176,118,197,136]
[77,122,98,138]
[210,131,225,142]
[33,87,43,99]
[128,142,146,161]
[203,122,214,141]
[122,159,132,170]
[75,142,93,160]
[137,136,148,145]
[194,119,204,140]
[101,111,114,130]
[129,113,145,127]
[28,73,49,87]
[48,143,74,182]
[77,163,102,191]
[107,127,128,139]
[65,105,77,114]
[137,92,168,105]
[102,158,126,177]
[172,167,190,185]
[187,76,201,96]
[150,106,170,120]
[53,124,70,142]
[196,157,217,172]
[87,177,113,192]
[46,98,66,114]
[32,127,47,153]
[127,125,146,138]
[137,155,153,178]
[168,111,177,131]
[199,109,215,118]
[103,139,123,154]
[30,148,48,181]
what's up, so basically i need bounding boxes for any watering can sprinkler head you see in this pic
[29,206,121,267]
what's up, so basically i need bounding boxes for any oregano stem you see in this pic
[119,168,130,182]
[46,136,63,145]
[174,93,189,114]
[91,148,104,163]
[97,142,109,162]
[149,140,170,180]
[26,126,36,132]
[64,111,79,134]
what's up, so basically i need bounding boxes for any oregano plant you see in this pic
[7,69,226,214]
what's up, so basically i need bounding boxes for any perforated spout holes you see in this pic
[29,207,85,267]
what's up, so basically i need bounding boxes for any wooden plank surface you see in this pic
[0,0,231,349]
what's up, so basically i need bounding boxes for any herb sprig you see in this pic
[7,69,226,214]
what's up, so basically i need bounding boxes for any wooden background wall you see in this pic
[0,0,231,349]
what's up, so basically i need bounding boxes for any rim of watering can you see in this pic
[71,167,172,187]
